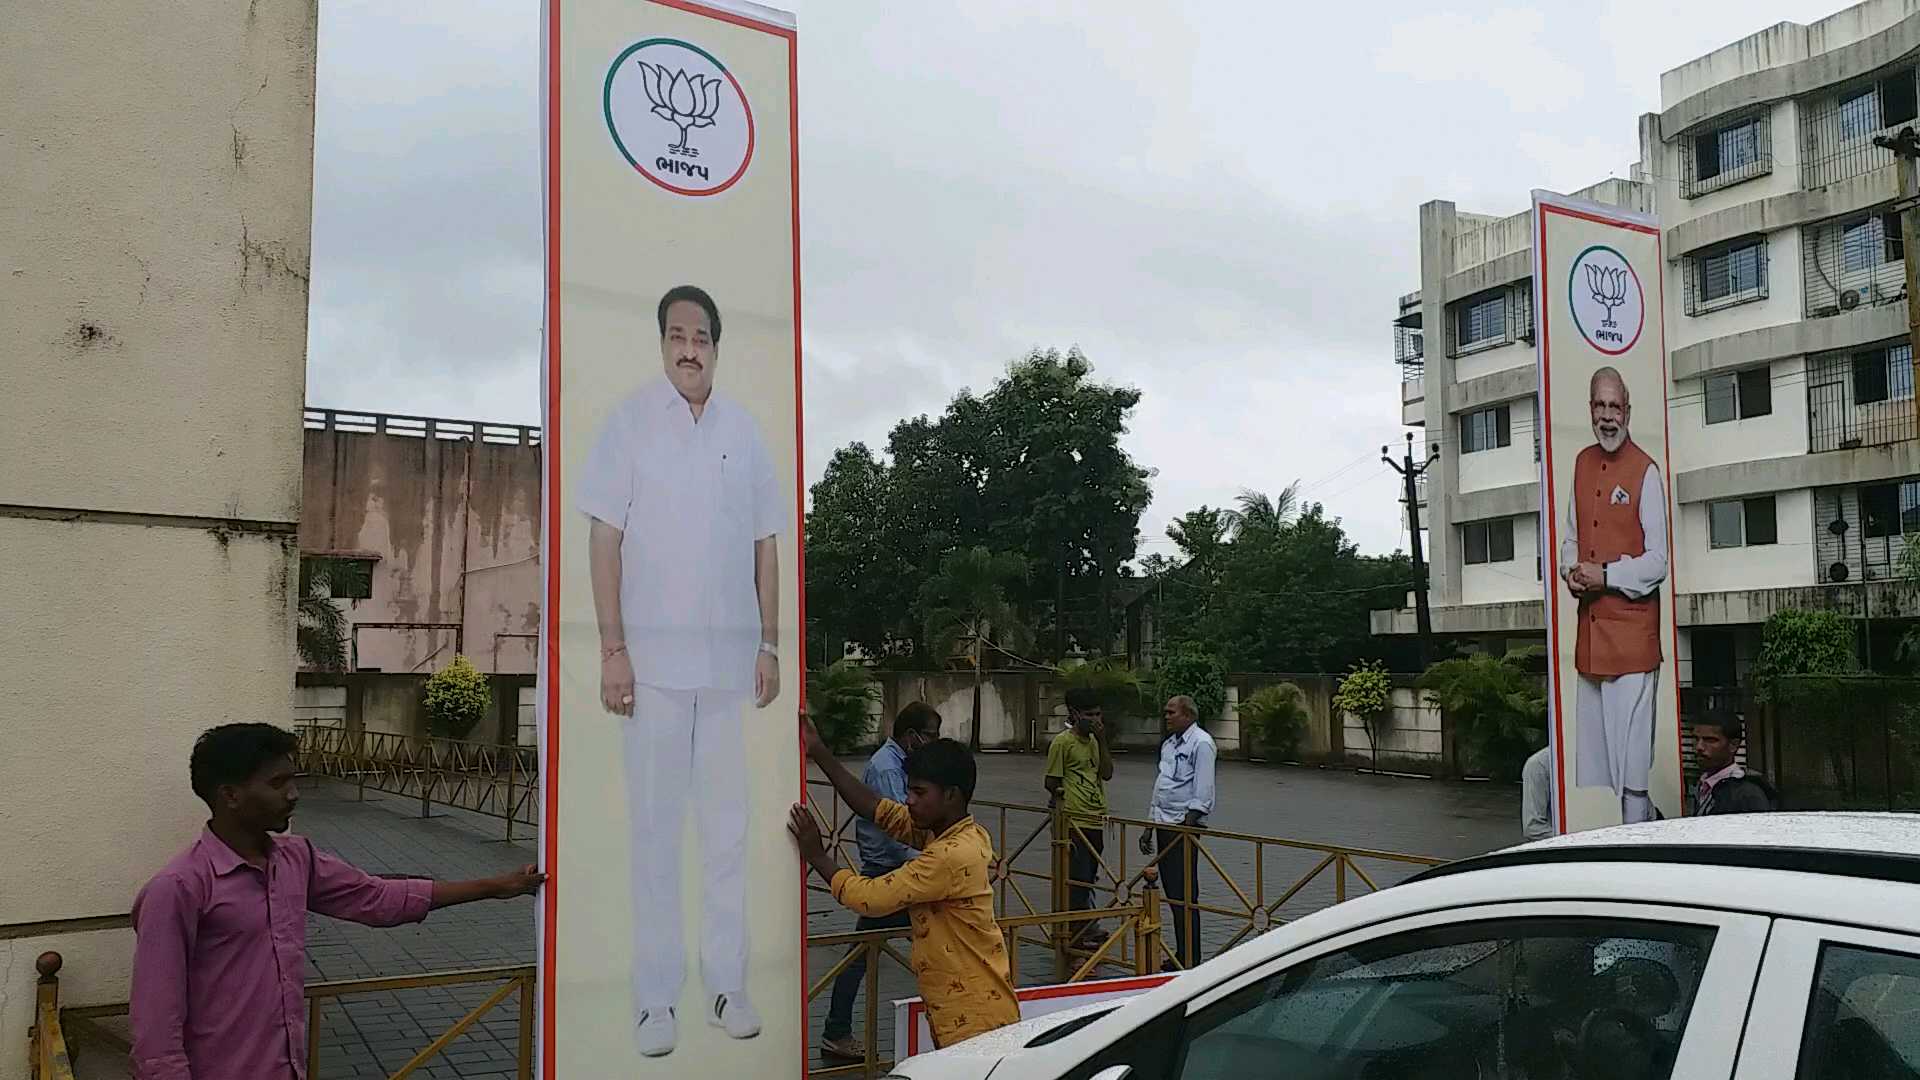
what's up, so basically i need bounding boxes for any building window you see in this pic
[1456,293,1506,351]
[1708,497,1777,549]
[1460,404,1512,454]
[1852,344,1916,405]
[1840,213,1904,274]
[1684,114,1772,198]
[1462,519,1515,565]
[1861,480,1920,538]
[1686,237,1767,314]
[1704,366,1773,424]
[1839,88,1879,138]
[299,554,375,600]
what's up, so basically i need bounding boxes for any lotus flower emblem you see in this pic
[1586,263,1630,328]
[638,62,722,158]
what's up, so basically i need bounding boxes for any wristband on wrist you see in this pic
[602,643,627,660]
[758,642,778,658]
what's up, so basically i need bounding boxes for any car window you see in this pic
[1795,943,1920,1080]
[1172,917,1716,1080]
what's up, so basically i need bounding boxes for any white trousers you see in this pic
[624,685,748,1014]
[1574,667,1658,797]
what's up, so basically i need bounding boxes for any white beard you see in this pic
[1594,426,1626,454]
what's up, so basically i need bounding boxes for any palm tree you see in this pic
[1230,481,1301,535]
[296,557,369,672]
[917,546,1028,750]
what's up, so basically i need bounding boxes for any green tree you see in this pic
[1333,660,1395,769]
[804,347,1151,665]
[1058,657,1147,725]
[296,556,371,672]
[423,655,492,741]
[1194,504,1412,673]
[1418,651,1546,781]
[806,660,881,753]
[1753,608,1859,697]
[918,546,1028,750]
[1154,644,1227,732]
[1239,682,1310,761]
[1229,483,1300,536]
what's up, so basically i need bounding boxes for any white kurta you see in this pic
[1558,456,1666,796]
[576,378,782,1017]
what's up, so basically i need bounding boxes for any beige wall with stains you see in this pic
[0,1,316,1069]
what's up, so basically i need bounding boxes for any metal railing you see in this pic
[305,407,542,447]
[299,725,537,841]
[28,953,74,1080]
[42,953,535,1080]
[289,728,1444,1076]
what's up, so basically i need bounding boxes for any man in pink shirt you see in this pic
[1691,712,1777,816]
[129,723,544,1079]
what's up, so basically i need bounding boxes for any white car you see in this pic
[887,814,1920,1080]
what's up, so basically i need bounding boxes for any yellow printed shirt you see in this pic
[829,799,1019,1048]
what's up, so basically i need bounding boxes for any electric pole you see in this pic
[1872,124,1920,427]
[1383,432,1441,668]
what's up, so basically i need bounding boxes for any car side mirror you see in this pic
[1089,1068,1134,1080]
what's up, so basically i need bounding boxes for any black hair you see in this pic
[905,738,976,802]
[1693,711,1745,743]
[656,284,722,344]
[190,723,300,806]
[894,701,941,740]
[1063,688,1102,712]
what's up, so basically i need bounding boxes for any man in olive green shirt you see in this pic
[1045,688,1115,945]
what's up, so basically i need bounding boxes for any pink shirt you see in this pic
[130,829,433,1079]
[1697,762,1742,809]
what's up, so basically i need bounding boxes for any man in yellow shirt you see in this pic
[1044,688,1113,947]
[790,718,1019,1050]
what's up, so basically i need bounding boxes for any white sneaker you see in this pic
[709,992,761,1039]
[636,1008,676,1057]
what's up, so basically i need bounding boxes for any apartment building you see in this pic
[1375,0,1920,684]
[1373,178,1653,648]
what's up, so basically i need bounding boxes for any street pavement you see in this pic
[291,751,1518,1077]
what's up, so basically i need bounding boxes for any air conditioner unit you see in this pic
[1839,288,1864,310]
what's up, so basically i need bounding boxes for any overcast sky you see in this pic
[307,0,1827,557]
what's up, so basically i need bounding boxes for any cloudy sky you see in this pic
[308,0,1824,557]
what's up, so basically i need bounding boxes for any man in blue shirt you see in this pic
[819,701,941,1063]
[1137,694,1217,970]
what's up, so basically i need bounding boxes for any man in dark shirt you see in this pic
[1692,712,1777,815]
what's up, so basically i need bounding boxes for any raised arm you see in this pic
[1095,723,1116,781]
[804,715,882,821]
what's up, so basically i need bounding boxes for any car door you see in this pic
[1731,920,1920,1080]
[1051,901,1768,1080]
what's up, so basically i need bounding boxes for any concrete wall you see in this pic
[1678,490,1820,591]
[301,422,542,675]
[296,672,536,746]
[0,0,318,1063]
[849,669,1485,776]
[1457,395,1537,493]
[1460,514,1543,606]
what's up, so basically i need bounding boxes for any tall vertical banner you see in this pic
[541,1,802,1076]
[1532,191,1683,835]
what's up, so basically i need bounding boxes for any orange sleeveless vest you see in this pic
[1571,439,1661,677]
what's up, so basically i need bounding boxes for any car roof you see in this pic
[1414,812,1920,886]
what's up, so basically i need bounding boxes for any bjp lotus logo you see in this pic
[1567,245,1644,356]
[604,38,756,197]
[1585,264,1630,328]
[637,63,722,158]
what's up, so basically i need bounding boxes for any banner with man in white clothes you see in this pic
[540,1,802,1075]
[1531,191,1684,835]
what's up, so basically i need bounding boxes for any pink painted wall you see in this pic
[300,413,541,675]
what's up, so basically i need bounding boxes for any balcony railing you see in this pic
[1808,345,1918,453]
[1394,321,1424,374]
[305,407,542,447]
[1800,69,1915,190]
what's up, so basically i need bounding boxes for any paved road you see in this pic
[291,752,1519,1077]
